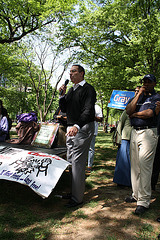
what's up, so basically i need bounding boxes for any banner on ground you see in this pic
[0,146,70,198]
[107,90,135,110]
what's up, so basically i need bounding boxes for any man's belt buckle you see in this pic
[134,126,149,130]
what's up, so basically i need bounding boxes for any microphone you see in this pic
[60,79,69,95]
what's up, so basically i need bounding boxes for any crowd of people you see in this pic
[1,65,160,220]
[58,69,160,223]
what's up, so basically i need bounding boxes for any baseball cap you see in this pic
[142,74,156,83]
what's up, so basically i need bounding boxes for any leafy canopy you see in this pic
[0,0,76,44]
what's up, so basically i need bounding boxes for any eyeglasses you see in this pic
[135,90,139,92]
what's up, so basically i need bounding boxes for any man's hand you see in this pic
[130,109,153,119]
[126,85,144,116]
[139,86,147,95]
[66,126,78,137]
[59,84,67,96]
[155,101,160,115]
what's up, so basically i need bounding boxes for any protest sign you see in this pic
[0,146,70,198]
[32,123,59,148]
[108,90,135,110]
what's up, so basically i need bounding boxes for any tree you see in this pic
[0,0,77,120]
[0,0,76,44]
[58,0,160,86]
[56,0,160,124]
[20,36,75,122]
[0,38,75,121]
[0,42,35,119]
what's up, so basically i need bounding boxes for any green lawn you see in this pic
[0,128,160,239]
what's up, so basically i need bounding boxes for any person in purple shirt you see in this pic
[0,101,8,141]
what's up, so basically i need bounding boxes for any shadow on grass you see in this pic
[0,141,118,239]
[0,131,160,239]
[0,174,71,239]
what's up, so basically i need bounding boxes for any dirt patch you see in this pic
[1,130,160,240]
[47,173,160,240]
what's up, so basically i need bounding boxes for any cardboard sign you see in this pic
[0,146,70,198]
[32,123,59,148]
[108,90,135,110]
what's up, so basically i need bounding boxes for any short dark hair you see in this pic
[72,64,85,77]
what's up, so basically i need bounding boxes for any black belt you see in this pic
[134,126,156,130]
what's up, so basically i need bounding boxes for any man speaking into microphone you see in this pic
[59,64,96,207]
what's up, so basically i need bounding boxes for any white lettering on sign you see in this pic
[113,94,131,105]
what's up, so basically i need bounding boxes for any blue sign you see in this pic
[108,90,135,110]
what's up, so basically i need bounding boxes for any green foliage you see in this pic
[0,0,77,44]
[1,0,160,122]
[0,34,70,121]
[58,0,160,94]
[54,0,160,124]
[0,0,78,120]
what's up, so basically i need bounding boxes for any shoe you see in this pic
[156,217,160,222]
[62,193,72,199]
[86,167,92,173]
[65,199,83,208]
[135,205,148,215]
[151,184,156,191]
[125,196,137,203]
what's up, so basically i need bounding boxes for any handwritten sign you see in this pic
[32,123,59,148]
[0,146,70,198]
[108,90,135,110]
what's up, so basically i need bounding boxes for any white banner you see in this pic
[0,146,70,198]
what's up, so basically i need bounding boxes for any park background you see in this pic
[0,0,160,126]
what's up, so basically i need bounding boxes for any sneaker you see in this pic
[135,205,148,215]
[156,217,160,222]
[86,167,92,173]
[125,196,137,203]
[65,199,83,208]
[62,193,72,199]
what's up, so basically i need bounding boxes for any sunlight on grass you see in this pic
[86,200,99,208]
[1,128,160,239]
[136,223,156,240]
[74,210,88,219]
[86,180,94,189]
[34,229,50,240]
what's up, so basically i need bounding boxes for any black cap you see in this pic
[142,74,156,83]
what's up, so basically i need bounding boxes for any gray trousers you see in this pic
[88,135,96,167]
[66,122,94,203]
[130,128,158,208]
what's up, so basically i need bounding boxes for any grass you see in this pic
[1,127,160,239]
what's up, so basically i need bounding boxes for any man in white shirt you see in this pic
[59,64,96,207]
[87,104,103,172]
